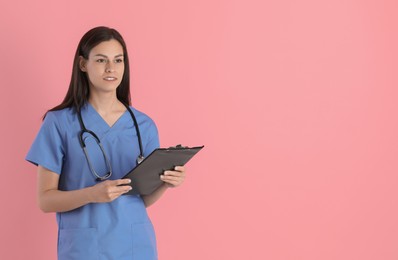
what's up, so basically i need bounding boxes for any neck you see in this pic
[88,91,122,115]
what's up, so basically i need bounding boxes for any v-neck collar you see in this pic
[82,102,129,134]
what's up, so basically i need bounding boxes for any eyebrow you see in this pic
[93,54,124,58]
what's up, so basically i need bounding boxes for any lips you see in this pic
[103,77,117,81]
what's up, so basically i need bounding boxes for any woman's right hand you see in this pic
[88,179,132,203]
[38,166,133,212]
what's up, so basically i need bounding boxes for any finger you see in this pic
[161,174,183,183]
[113,178,132,186]
[108,192,125,201]
[105,182,132,194]
[162,178,181,187]
[160,175,185,181]
[174,166,185,172]
[164,170,185,177]
[112,185,132,194]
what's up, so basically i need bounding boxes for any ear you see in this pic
[79,56,87,72]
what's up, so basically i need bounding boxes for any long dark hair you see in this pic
[46,26,131,116]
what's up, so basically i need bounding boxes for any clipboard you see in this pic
[122,145,204,195]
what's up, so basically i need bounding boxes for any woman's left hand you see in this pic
[160,166,186,188]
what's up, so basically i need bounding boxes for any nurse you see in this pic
[26,26,186,260]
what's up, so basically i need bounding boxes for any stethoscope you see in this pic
[77,103,145,181]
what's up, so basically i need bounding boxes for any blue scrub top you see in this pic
[26,102,159,260]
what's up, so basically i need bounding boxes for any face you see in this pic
[79,39,125,94]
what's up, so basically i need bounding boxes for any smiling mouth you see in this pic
[104,77,117,81]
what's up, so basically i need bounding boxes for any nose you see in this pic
[105,62,115,73]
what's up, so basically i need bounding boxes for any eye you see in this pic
[96,59,107,63]
[115,58,124,63]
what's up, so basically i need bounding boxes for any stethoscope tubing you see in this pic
[77,103,145,181]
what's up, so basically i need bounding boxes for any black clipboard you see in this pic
[122,145,204,195]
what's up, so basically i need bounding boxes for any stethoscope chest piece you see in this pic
[137,155,145,165]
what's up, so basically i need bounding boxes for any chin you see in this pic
[90,80,122,93]
[102,82,121,89]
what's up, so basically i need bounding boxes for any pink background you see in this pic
[1,0,398,259]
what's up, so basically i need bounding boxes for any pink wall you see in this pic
[1,0,398,259]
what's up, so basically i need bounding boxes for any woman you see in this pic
[26,26,185,260]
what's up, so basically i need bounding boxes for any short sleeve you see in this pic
[144,119,160,157]
[25,112,65,174]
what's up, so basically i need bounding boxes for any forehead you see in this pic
[89,39,123,57]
